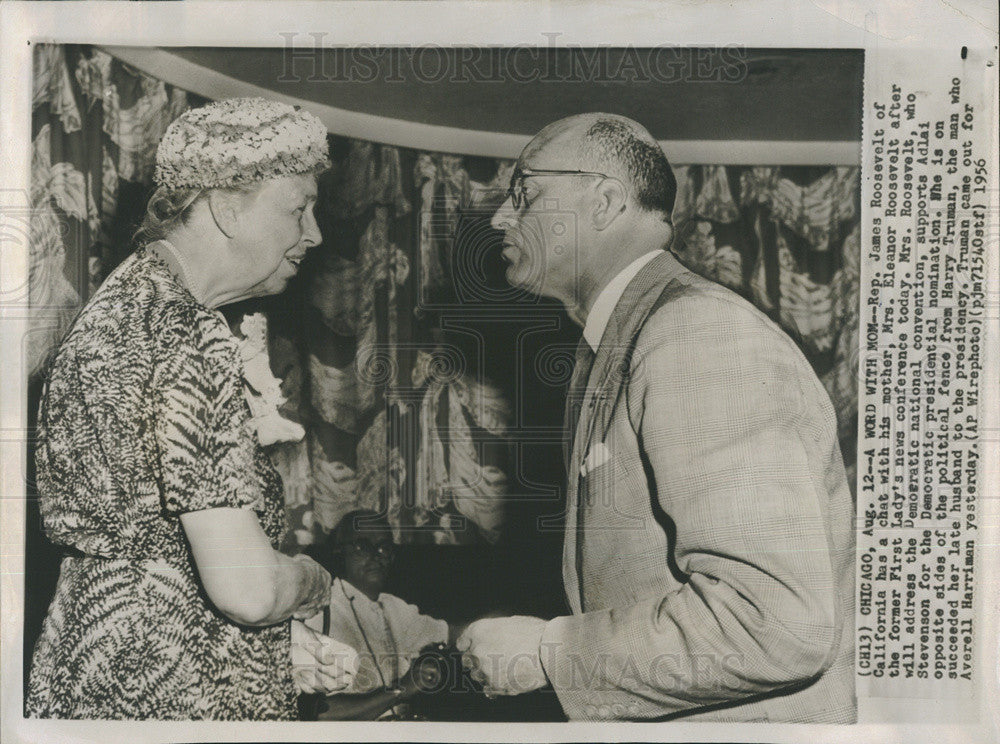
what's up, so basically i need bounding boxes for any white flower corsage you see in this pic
[238,312,305,446]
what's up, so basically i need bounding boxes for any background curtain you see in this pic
[27,42,860,552]
[29,44,204,375]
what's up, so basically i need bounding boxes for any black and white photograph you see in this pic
[0,2,997,743]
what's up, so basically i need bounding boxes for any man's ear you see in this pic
[591,178,628,231]
[206,190,242,238]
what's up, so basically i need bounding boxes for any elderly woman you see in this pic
[26,98,355,720]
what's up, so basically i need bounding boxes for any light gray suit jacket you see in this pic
[539,250,856,723]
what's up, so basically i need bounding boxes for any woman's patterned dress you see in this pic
[26,245,298,720]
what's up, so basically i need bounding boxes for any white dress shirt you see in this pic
[582,250,664,352]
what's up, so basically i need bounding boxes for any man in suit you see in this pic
[456,113,856,723]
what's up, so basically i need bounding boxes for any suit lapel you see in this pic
[571,251,688,478]
[564,250,689,613]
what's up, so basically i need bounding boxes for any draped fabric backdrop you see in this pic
[28,44,860,554]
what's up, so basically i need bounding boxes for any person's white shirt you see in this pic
[582,250,664,352]
[305,577,448,694]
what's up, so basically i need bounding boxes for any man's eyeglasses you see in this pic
[505,167,615,210]
[344,539,395,561]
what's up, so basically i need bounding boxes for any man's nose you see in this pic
[491,198,515,232]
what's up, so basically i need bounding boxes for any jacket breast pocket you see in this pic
[578,434,648,529]
[578,441,622,512]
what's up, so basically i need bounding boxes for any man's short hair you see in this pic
[582,117,677,218]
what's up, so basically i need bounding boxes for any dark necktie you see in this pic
[562,337,596,471]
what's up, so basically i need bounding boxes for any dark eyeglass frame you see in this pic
[344,538,395,560]
[505,167,617,210]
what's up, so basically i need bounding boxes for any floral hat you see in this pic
[154,97,331,191]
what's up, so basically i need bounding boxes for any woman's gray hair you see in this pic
[132,183,258,247]
[132,185,203,247]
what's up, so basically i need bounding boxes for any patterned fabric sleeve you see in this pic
[153,309,264,515]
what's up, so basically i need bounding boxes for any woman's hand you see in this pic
[290,620,359,695]
[290,553,331,620]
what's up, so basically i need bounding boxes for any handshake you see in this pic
[288,609,553,700]
[290,628,456,699]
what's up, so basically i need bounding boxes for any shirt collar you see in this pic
[582,250,664,352]
[336,577,382,606]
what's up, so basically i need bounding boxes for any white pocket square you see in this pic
[580,442,611,478]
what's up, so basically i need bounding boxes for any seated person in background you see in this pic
[304,509,451,720]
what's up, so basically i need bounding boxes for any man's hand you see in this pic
[290,619,359,695]
[456,616,549,697]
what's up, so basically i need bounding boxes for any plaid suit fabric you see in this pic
[562,338,596,470]
[539,251,856,723]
